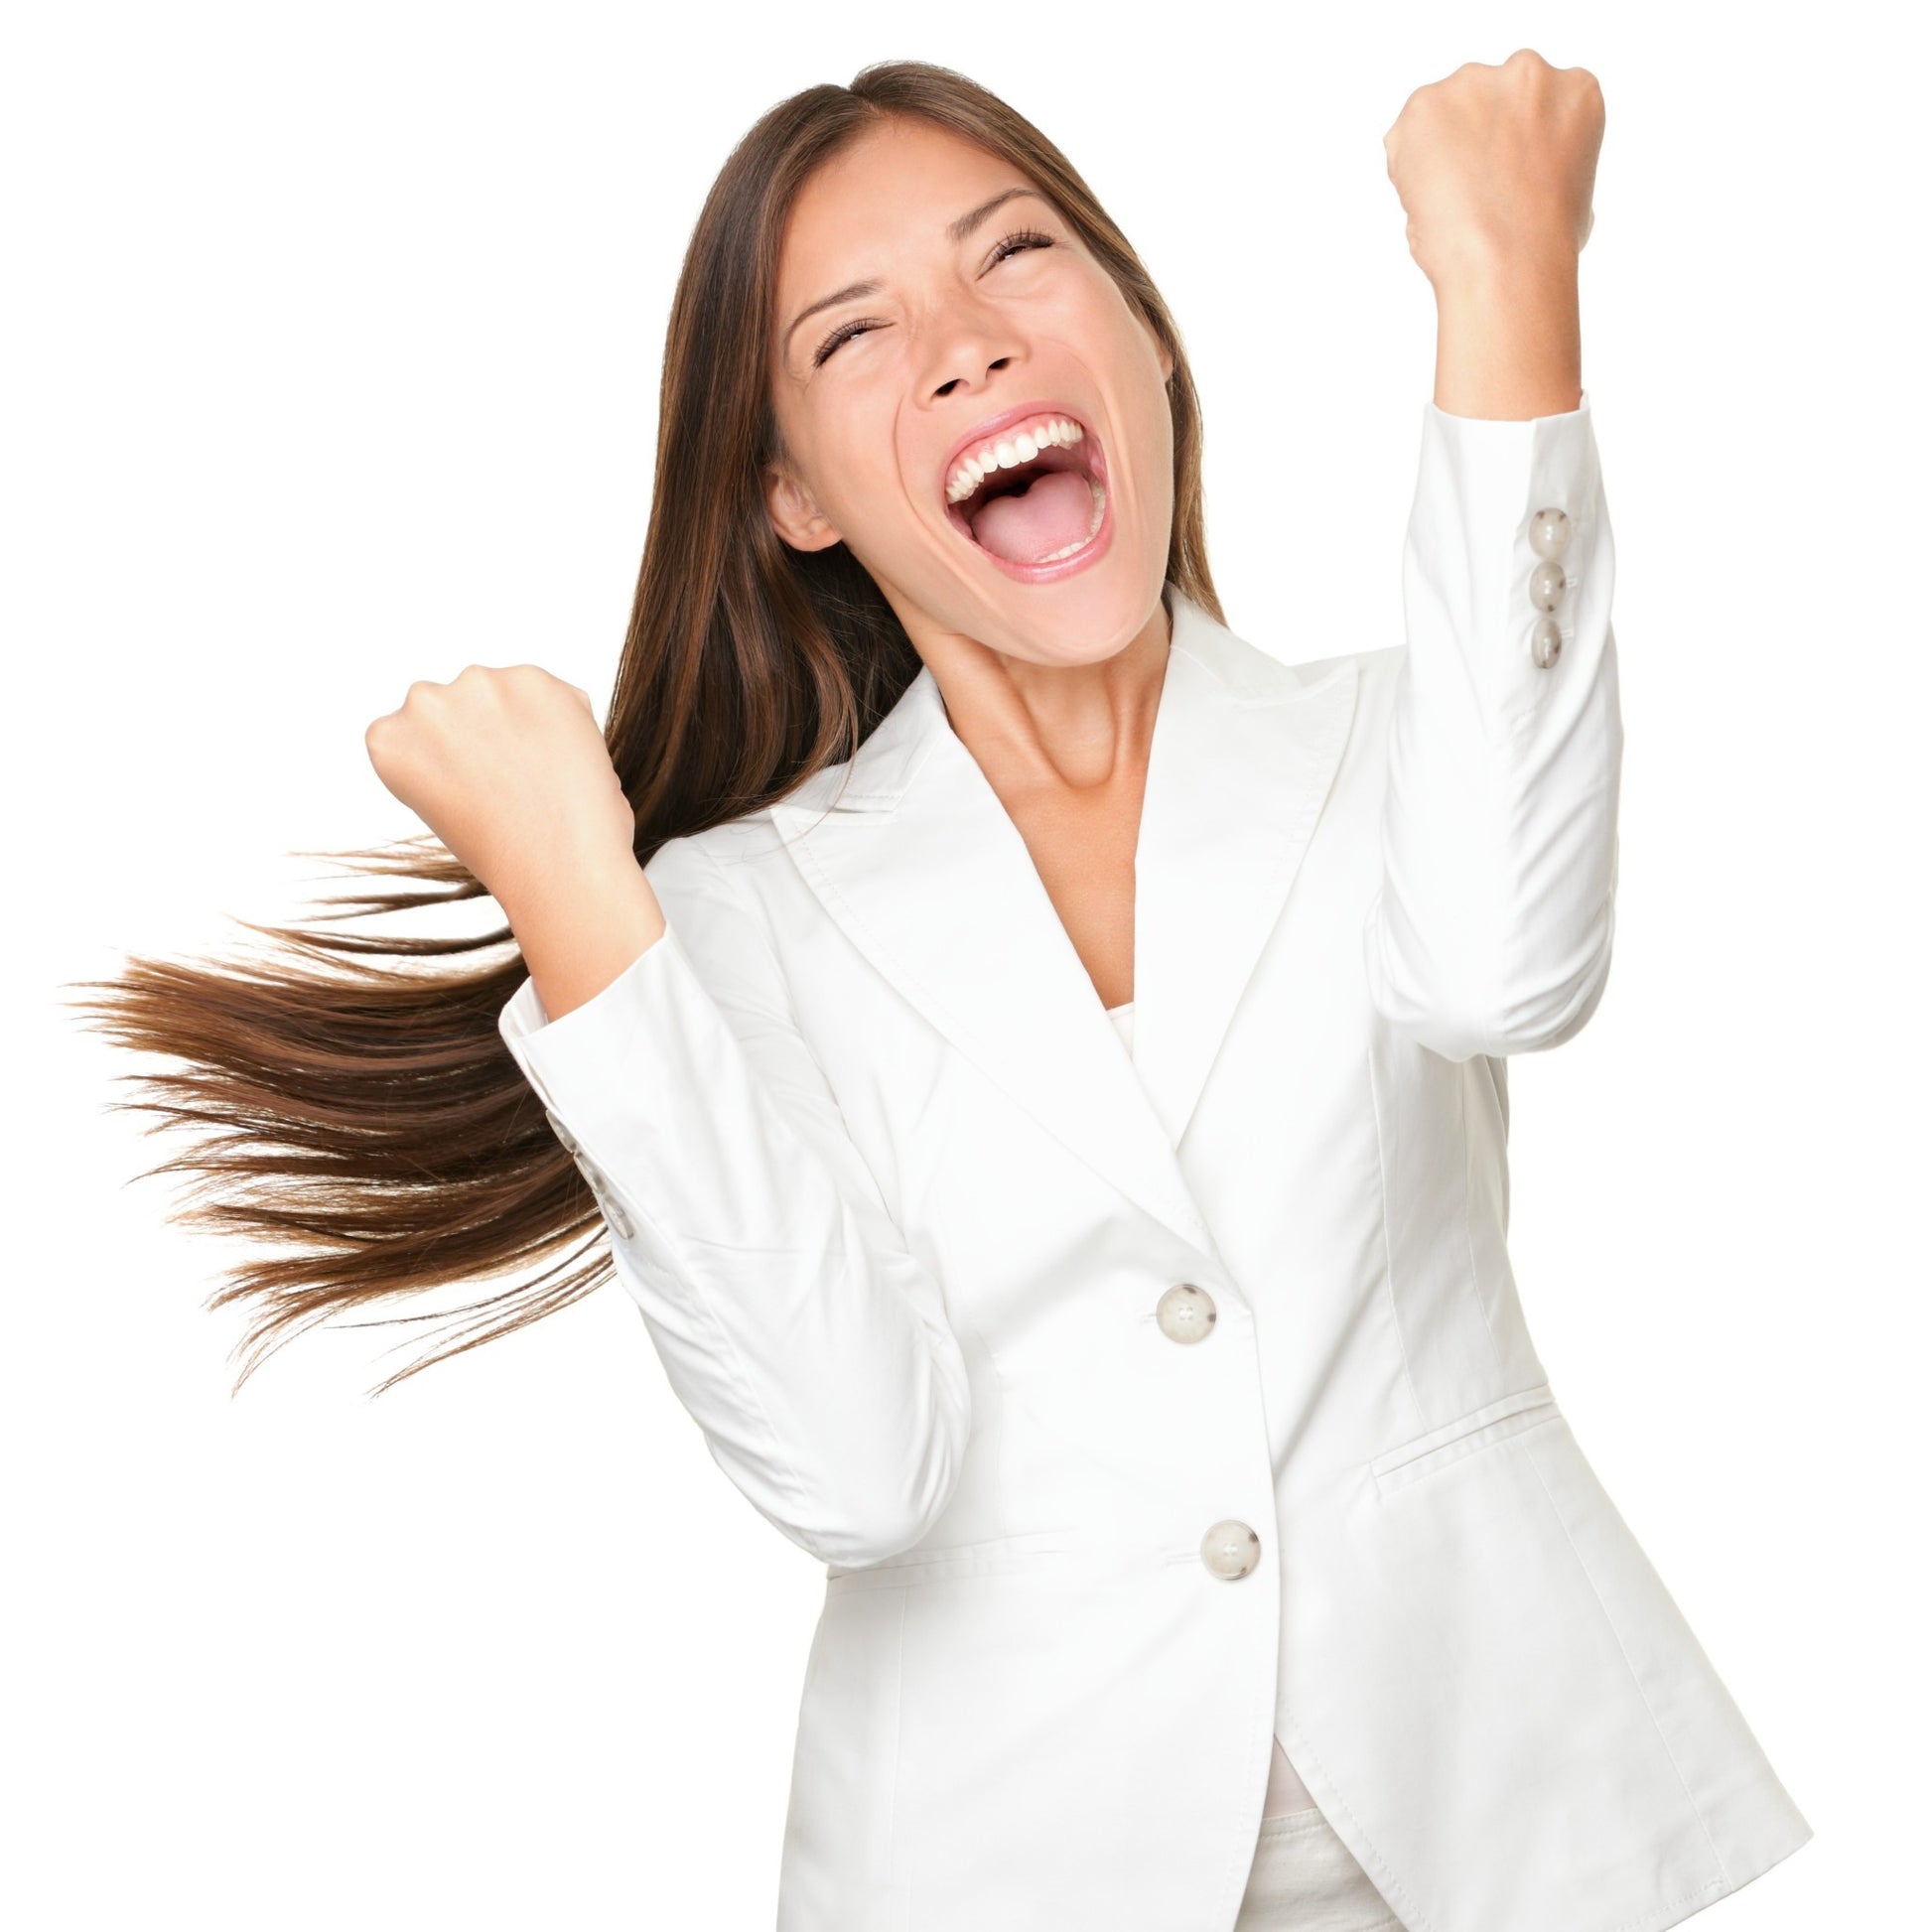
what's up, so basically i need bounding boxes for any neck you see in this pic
[919,591,1173,801]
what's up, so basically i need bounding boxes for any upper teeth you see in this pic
[946,416,1085,505]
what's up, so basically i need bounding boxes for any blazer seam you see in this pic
[1459,1063,1512,1383]
[887,1587,907,1884]
[1364,1031,1427,1436]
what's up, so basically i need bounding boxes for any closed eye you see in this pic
[810,226,1061,367]
[812,317,881,366]
[988,225,1056,266]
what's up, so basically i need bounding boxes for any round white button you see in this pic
[1156,1282,1217,1343]
[1200,1519,1261,1580]
[1529,560,1568,614]
[1531,617,1564,669]
[1528,505,1573,560]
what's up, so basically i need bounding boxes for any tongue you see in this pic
[968,470,1093,564]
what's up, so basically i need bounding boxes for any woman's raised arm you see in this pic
[365,665,973,1569]
[1361,52,1621,1063]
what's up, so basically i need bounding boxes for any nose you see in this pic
[933,353,1014,400]
[924,300,1024,401]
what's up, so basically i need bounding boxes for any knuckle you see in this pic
[364,716,403,766]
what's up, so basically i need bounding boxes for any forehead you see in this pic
[776,119,1029,296]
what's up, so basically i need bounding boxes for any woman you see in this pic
[82,53,1811,1932]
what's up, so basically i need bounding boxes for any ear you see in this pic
[764,464,844,553]
[1159,338,1174,385]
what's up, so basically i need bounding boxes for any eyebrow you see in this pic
[781,187,1050,361]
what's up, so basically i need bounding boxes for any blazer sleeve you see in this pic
[495,831,973,1570]
[1360,388,1624,1063]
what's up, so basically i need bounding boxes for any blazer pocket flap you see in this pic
[1370,1382,1561,1489]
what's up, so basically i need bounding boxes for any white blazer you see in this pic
[497,393,1812,1932]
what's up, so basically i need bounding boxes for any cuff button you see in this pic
[573,1153,635,1241]
[1529,560,1568,614]
[1531,617,1564,669]
[1528,506,1573,561]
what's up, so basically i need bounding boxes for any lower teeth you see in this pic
[1034,482,1106,564]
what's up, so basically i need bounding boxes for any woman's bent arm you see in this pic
[496,834,974,1571]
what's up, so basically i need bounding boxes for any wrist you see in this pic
[502,852,669,1026]
[1430,232,1581,308]
[1431,248,1583,422]
[494,840,652,932]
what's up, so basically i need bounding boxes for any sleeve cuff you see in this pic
[1424,386,1591,431]
[1406,386,1606,737]
[495,926,684,1122]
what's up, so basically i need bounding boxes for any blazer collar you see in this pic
[768,584,1359,1258]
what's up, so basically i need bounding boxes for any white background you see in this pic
[5,3,1923,1925]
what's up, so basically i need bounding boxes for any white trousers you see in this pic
[1232,1806,1407,1931]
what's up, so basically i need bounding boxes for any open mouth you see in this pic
[941,413,1110,573]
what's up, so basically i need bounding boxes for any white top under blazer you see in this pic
[496,392,1813,1932]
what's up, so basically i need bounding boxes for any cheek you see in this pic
[866,448,926,544]
[817,421,934,564]
[798,419,892,532]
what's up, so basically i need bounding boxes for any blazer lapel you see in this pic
[766,585,1358,1257]
[1134,591,1360,1148]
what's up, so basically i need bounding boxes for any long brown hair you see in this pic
[68,59,1224,1397]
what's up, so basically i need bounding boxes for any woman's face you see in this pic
[765,117,1175,668]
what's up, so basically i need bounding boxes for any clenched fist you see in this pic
[364,664,637,919]
[1384,48,1603,293]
